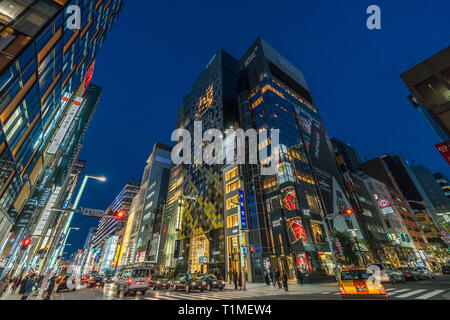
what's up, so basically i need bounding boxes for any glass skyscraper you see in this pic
[0,0,123,275]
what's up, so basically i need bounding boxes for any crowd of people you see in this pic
[0,272,58,300]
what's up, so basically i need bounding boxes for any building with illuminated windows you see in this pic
[161,38,369,283]
[0,0,123,276]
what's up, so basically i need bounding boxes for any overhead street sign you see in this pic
[82,208,105,218]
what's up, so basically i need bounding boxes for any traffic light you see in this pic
[115,210,125,219]
[21,238,31,250]
[344,209,353,215]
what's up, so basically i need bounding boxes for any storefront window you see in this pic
[311,223,325,243]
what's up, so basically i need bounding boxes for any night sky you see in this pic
[65,0,450,256]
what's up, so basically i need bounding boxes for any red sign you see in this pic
[435,140,450,165]
[440,230,448,237]
[83,61,95,93]
[378,199,390,208]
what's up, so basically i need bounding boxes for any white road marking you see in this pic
[386,288,397,292]
[415,290,446,300]
[395,289,427,298]
[388,289,410,295]
[322,292,331,294]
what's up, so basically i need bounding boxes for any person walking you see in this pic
[12,275,22,294]
[238,272,243,290]
[233,270,238,290]
[275,269,282,289]
[298,269,304,286]
[0,277,8,297]
[21,274,36,300]
[282,271,288,292]
[44,277,56,300]
[264,271,270,286]
[269,269,274,287]
[228,270,233,284]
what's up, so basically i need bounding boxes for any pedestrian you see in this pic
[233,270,238,290]
[264,270,270,286]
[44,277,56,300]
[20,274,36,300]
[269,269,274,287]
[228,270,233,284]
[275,269,282,289]
[18,275,29,298]
[298,269,304,286]
[12,275,22,294]
[238,272,243,290]
[0,277,8,297]
[282,271,288,292]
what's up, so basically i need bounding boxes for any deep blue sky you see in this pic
[66,0,450,256]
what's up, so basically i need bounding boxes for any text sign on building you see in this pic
[33,186,62,237]
[435,140,450,166]
[239,190,247,228]
[47,97,84,155]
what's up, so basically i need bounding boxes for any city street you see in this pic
[4,275,446,301]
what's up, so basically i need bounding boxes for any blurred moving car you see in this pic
[115,267,151,296]
[88,276,105,288]
[442,265,450,275]
[398,267,421,281]
[414,267,435,280]
[150,274,170,290]
[169,273,204,293]
[339,268,388,300]
[56,275,77,293]
[368,263,405,283]
[199,274,225,291]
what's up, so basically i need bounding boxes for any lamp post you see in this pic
[49,175,106,270]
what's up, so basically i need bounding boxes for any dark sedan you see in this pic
[199,274,225,291]
[150,275,170,290]
[88,276,105,288]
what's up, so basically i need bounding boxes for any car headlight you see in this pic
[191,282,196,285]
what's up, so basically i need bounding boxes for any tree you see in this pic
[334,230,360,266]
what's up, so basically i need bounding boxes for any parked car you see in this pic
[150,274,170,290]
[414,267,435,280]
[169,273,204,293]
[88,276,105,288]
[398,267,421,281]
[115,267,151,296]
[199,274,225,291]
[368,264,405,284]
[442,265,450,275]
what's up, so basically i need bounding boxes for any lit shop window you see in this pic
[311,223,325,243]
[263,176,277,190]
[226,195,239,210]
[225,167,238,181]
[226,179,240,194]
[226,214,239,228]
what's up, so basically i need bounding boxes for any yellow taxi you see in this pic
[339,268,388,300]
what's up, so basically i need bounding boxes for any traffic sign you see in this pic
[242,246,248,254]
[378,199,390,208]
[440,230,448,237]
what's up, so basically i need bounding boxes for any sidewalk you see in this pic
[224,280,339,295]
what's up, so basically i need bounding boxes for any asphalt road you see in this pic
[54,275,450,301]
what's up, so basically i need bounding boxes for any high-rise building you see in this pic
[400,46,449,142]
[121,142,171,265]
[0,1,123,275]
[331,138,362,173]
[91,179,139,273]
[412,165,450,212]
[161,39,370,282]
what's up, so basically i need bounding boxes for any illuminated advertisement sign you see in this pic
[287,217,307,244]
[83,62,95,93]
[239,190,247,228]
[47,97,84,155]
[435,140,450,165]
[33,186,61,237]
[281,187,299,211]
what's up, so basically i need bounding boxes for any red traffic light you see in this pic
[21,238,31,249]
[345,209,353,215]
[116,211,125,219]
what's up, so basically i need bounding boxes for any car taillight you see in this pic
[147,277,151,284]
[380,287,387,295]
[128,278,132,285]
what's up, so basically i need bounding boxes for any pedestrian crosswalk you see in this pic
[321,287,447,300]
[135,290,276,301]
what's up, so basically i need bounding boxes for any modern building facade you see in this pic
[0,0,124,276]
[331,138,362,173]
[400,46,450,142]
[434,173,450,201]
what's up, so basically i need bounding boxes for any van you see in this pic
[115,267,151,296]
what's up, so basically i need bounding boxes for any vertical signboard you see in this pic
[239,190,247,228]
